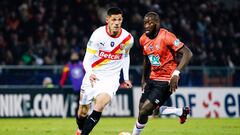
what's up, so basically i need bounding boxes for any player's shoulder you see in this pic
[139,33,148,45]
[160,28,169,33]
[92,26,105,35]
[158,28,169,36]
[89,26,106,41]
[159,28,175,37]
[121,28,130,35]
[121,28,133,38]
[139,34,146,41]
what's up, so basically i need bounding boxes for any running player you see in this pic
[75,7,134,135]
[132,11,193,135]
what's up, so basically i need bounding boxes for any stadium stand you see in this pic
[0,0,239,86]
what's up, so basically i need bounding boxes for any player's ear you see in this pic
[106,16,109,24]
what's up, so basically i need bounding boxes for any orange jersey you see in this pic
[140,28,184,81]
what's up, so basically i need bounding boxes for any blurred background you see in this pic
[0,0,240,118]
[0,0,239,86]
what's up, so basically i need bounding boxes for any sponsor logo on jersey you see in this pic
[148,54,161,66]
[149,45,153,51]
[99,42,105,46]
[99,50,122,60]
[120,44,124,50]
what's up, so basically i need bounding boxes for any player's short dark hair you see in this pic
[107,7,123,16]
[144,12,160,22]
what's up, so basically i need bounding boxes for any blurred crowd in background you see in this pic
[0,0,239,66]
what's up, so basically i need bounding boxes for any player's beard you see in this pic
[146,25,158,39]
[112,26,120,35]
[108,26,120,36]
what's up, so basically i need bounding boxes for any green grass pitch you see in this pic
[0,118,239,135]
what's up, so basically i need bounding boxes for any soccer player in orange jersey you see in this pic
[132,12,193,135]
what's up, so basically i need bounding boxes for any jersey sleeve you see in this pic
[165,31,184,52]
[86,30,99,55]
[124,35,134,56]
[83,30,99,74]
[122,35,134,80]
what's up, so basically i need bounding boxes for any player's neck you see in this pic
[110,30,119,36]
[148,28,160,39]
[106,25,121,38]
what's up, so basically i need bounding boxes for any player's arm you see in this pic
[83,46,95,75]
[139,36,150,90]
[141,55,150,89]
[165,30,193,72]
[176,45,193,72]
[122,36,134,88]
[83,32,100,87]
[165,30,193,92]
[170,45,192,92]
[122,54,130,80]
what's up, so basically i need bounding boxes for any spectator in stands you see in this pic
[42,76,54,88]
[0,0,239,67]
[59,52,85,93]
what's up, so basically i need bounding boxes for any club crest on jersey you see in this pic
[174,39,180,46]
[149,45,153,51]
[120,44,124,50]
[110,42,115,47]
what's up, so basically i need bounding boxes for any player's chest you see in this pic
[143,39,166,66]
[143,39,166,56]
[98,39,125,52]
[96,39,125,60]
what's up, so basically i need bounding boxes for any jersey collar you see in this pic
[105,25,122,38]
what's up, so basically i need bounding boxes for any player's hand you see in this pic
[120,80,132,89]
[169,75,179,92]
[89,74,99,87]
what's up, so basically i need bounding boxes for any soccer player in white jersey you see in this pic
[75,7,134,135]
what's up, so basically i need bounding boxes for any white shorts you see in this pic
[80,72,120,105]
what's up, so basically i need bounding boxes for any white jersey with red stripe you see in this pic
[83,25,134,78]
[80,25,134,104]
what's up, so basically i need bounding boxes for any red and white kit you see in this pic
[80,25,134,105]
